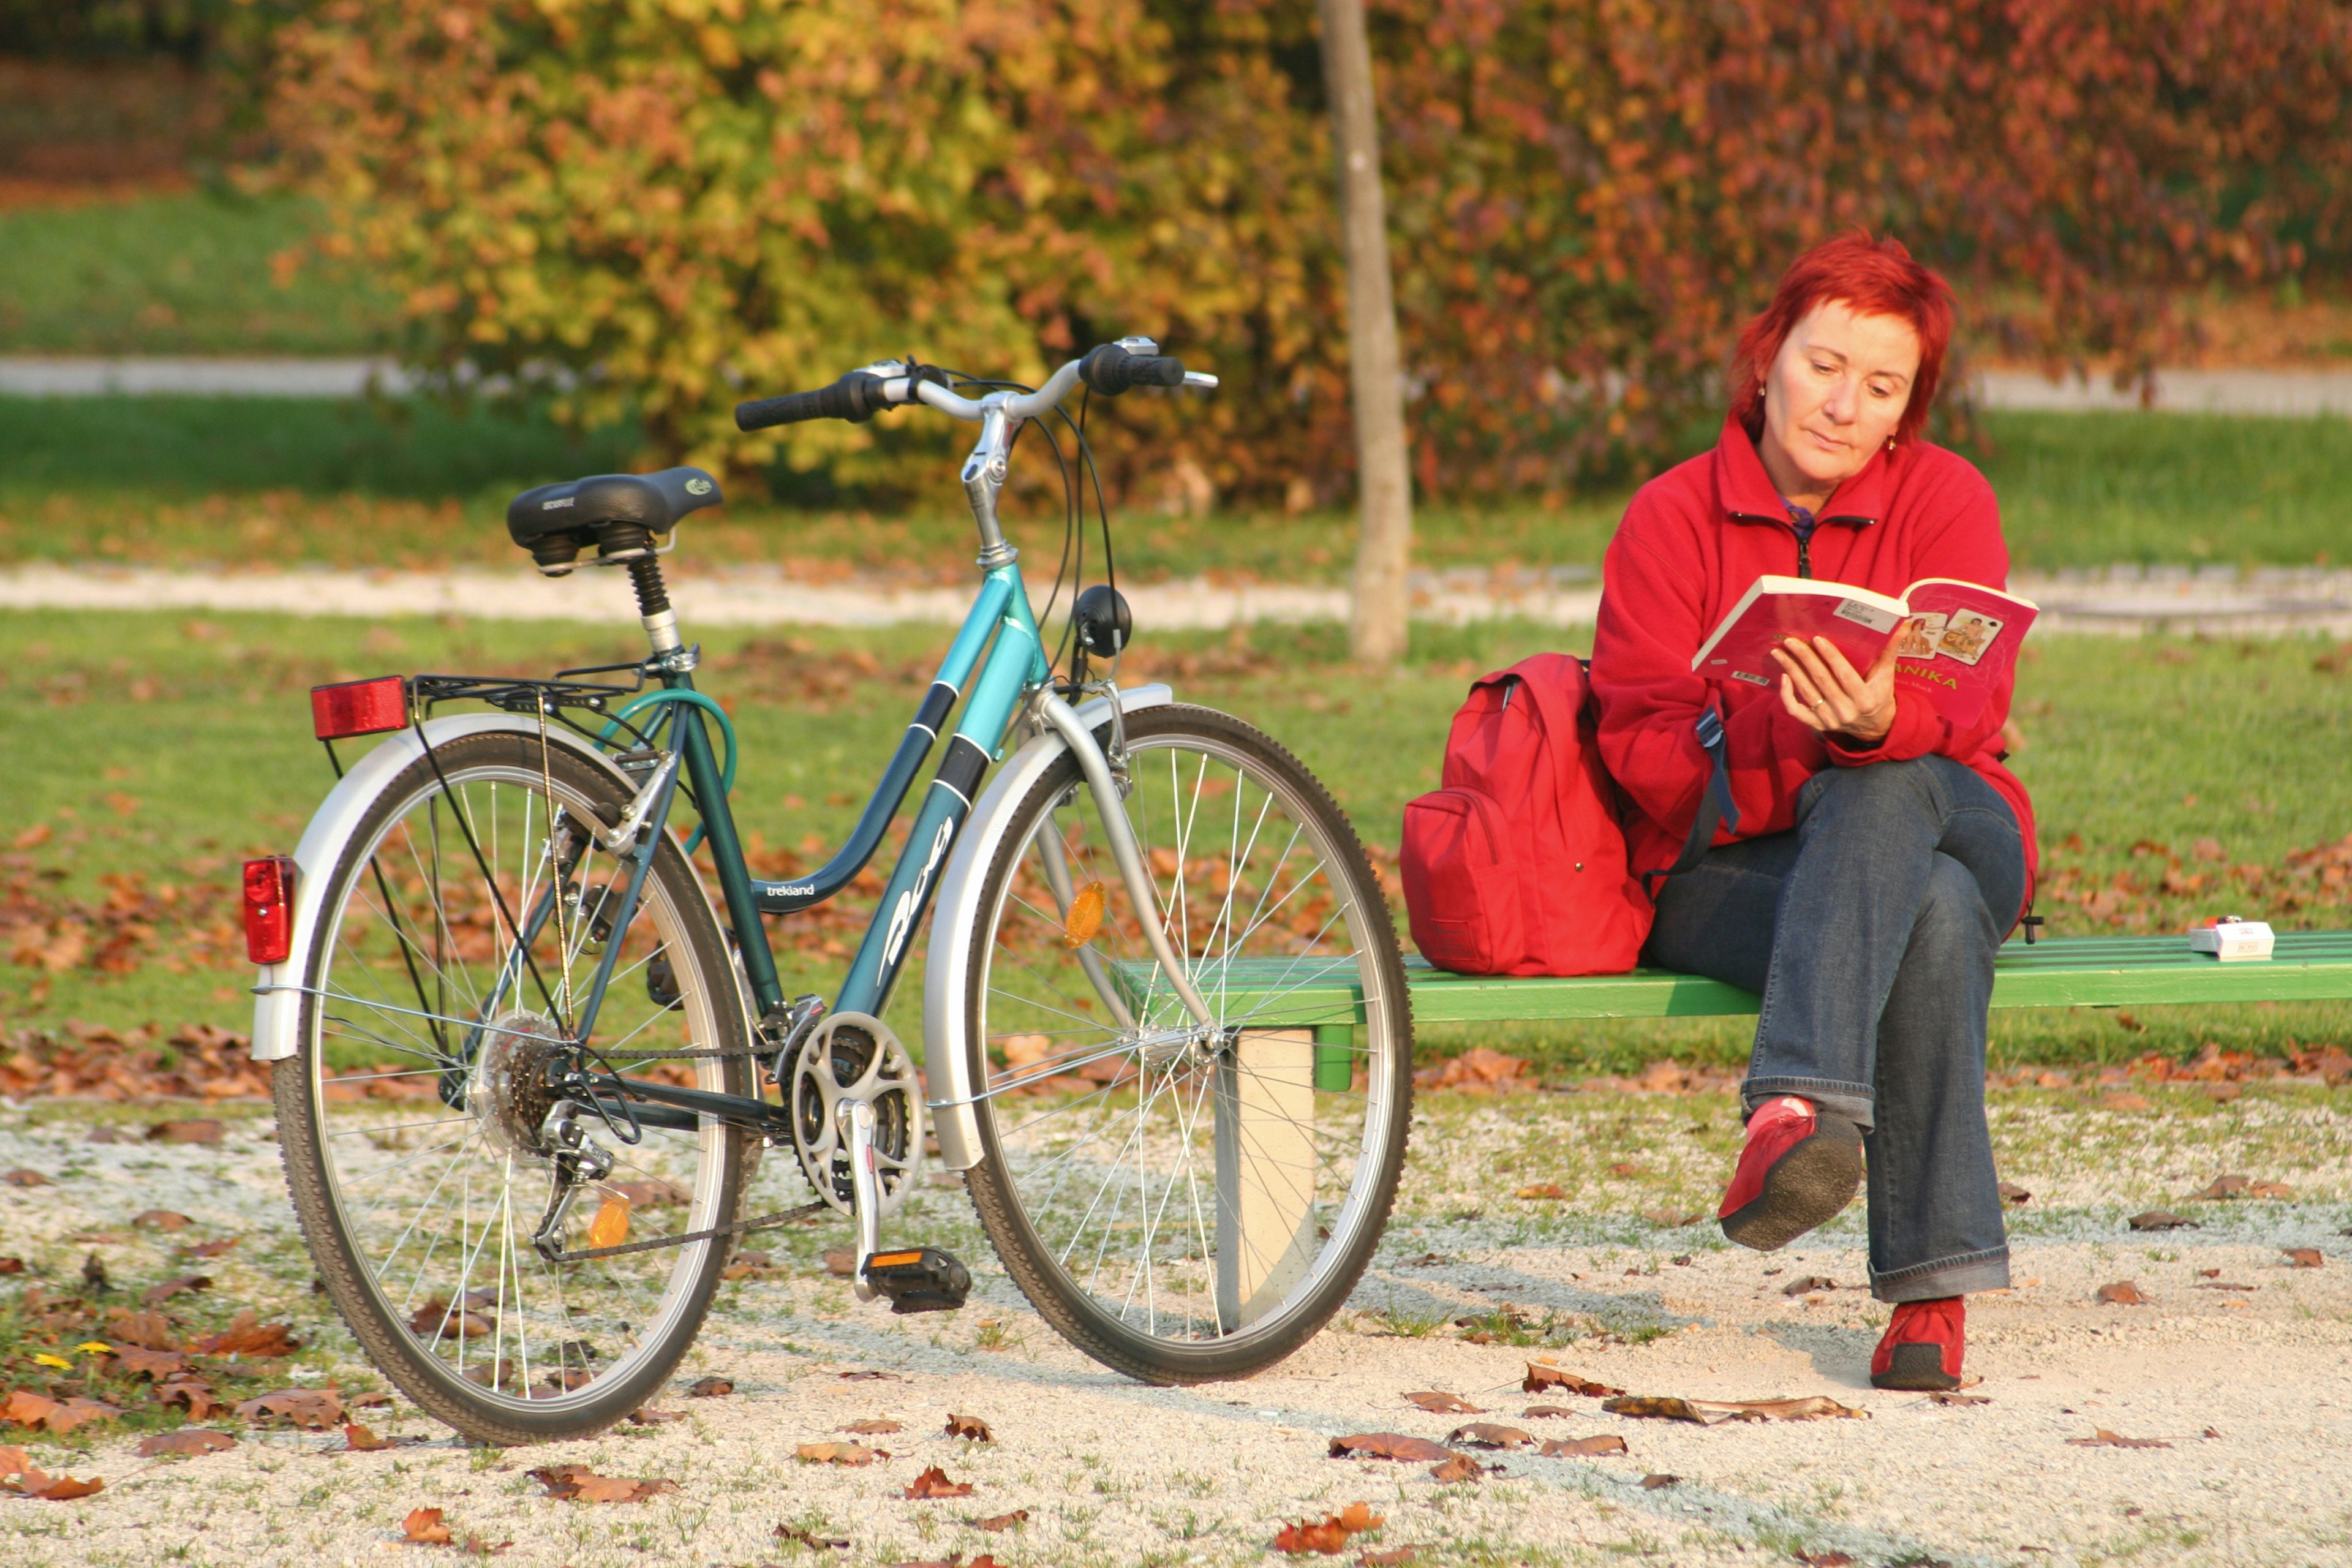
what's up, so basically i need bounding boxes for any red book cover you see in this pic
[1693,575,2038,727]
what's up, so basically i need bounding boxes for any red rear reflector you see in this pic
[311,676,409,740]
[243,856,296,965]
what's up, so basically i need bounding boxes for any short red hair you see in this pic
[1729,232,1955,447]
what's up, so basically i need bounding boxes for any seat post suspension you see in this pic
[628,554,682,655]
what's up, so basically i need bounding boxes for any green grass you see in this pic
[0,190,396,356]
[1,396,2346,577]
[1,611,2345,1076]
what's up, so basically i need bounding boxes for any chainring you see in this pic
[790,1011,924,1216]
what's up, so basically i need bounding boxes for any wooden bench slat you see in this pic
[1109,932,2352,1028]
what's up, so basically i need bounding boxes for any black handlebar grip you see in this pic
[735,371,891,431]
[1080,342,1188,396]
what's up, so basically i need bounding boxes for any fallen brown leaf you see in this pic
[1640,1473,1681,1489]
[774,1523,852,1550]
[840,1417,903,1434]
[526,1463,679,1502]
[626,1408,685,1425]
[2,1389,59,1430]
[1428,1453,1491,1482]
[1641,1207,1703,1227]
[2067,1428,2171,1450]
[944,1412,992,1441]
[1521,1405,1579,1419]
[2192,1174,2252,1200]
[1926,1391,1993,1406]
[146,1120,224,1145]
[111,1345,186,1379]
[4,1466,104,1500]
[1402,1390,1479,1414]
[1274,1501,1384,1555]
[2250,1182,2295,1200]
[2,1168,50,1188]
[685,1376,734,1397]
[1540,1434,1629,1456]
[969,1510,1029,1531]
[195,1310,299,1355]
[136,1428,235,1457]
[1794,1551,1857,1567]
[1781,1275,1838,1295]
[0,1257,21,1275]
[2099,1093,2153,1113]
[402,1507,454,1544]
[796,1442,877,1466]
[823,1248,858,1277]
[1999,1182,2032,1205]
[235,1388,344,1428]
[1359,1551,1427,1567]
[131,1210,190,1231]
[141,1273,213,1306]
[157,1378,219,1420]
[1513,1183,1569,1200]
[2096,1281,2149,1305]
[1523,1363,1624,1397]
[6,1392,120,1434]
[1603,1395,1863,1424]
[2287,1248,2325,1268]
[2128,1210,2197,1231]
[1329,1431,1450,1461]
[344,1422,391,1451]
[1447,1422,1532,1450]
[835,1369,904,1382]
[179,1237,239,1259]
[0,1445,28,1477]
[903,1464,974,1499]
[106,1307,176,1348]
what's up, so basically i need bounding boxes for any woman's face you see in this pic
[1758,299,1921,500]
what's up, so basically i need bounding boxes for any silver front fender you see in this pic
[249,715,635,1061]
[921,683,1171,1169]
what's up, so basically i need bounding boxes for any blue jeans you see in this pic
[1645,755,2027,1302]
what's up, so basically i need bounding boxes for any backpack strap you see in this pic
[1643,706,1739,895]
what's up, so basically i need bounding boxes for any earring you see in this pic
[1885,435,1896,451]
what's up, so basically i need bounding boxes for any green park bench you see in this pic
[1150,932,2352,1091]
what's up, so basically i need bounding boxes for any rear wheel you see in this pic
[960,706,1412,1382]
[274,732,750,1444]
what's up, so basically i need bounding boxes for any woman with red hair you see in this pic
[1590,232,2035,1391]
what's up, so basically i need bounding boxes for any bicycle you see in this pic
[244,339,1415,1444]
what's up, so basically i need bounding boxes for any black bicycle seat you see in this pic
[507,466,723,576]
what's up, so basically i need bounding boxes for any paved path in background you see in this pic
[10,355,2352,415]
[6,560,2352,636]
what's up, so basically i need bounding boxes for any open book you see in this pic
[1692,575,2039,727]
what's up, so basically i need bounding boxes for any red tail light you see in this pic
[311,676,409,740]
[243,856,297,965]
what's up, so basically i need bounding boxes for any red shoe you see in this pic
[1871,1297,1966,1390]
[1717,1095,1863,1251]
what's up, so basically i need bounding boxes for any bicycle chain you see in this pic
[542,1198,829,1264]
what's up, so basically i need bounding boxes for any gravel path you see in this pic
[4,1087,2348,1567]
[6,560,2352,636]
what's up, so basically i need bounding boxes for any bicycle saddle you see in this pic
[505,466,723,577]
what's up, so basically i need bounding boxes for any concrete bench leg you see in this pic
[1215,1028,1317,1332]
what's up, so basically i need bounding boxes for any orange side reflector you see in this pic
[1063,881,1106,948]
[588,1197,632,1250]
[866,1251,923,1269]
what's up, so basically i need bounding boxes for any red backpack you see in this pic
[1400,654,1732,976]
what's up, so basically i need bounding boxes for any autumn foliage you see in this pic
[268,1,2352,502]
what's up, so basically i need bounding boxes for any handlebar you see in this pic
[734,341,1215,432]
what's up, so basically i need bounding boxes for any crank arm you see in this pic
[842,1098,883,1303]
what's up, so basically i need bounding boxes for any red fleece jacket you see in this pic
[1591,416,2038,922]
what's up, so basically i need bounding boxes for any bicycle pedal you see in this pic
[860,1246,970,1314]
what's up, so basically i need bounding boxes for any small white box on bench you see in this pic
[2190,917,2275,962]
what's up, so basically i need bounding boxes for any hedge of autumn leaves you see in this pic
[269,0,2352,503]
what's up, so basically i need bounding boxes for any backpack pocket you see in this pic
[1400,786,1523,974]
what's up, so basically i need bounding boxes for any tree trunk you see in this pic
[1316,0,1413,667]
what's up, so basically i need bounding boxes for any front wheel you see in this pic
[273,731,752,1444]
[960,706,1413,1382]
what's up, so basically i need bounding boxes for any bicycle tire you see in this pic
[960,706,1413,1383]
[273,731,751,1444]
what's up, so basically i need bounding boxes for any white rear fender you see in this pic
[922,684,1172,1169]
[249,715,634,1062]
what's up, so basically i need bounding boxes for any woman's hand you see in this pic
[1774,635,1898,745]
